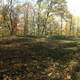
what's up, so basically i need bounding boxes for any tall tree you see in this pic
[3,0,18,35]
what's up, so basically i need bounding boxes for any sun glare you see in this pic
[67,0,80,16]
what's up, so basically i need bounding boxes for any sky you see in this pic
[66,0,80,16]
[17,0,80,16]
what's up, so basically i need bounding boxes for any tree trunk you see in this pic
[60,15,63,36]
[24,9,28,36]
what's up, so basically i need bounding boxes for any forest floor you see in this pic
[0,37,80,80]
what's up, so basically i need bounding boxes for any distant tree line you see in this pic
[0,0,79,37]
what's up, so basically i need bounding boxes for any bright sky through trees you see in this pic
[17,0,80,16]
[66,0,80,16]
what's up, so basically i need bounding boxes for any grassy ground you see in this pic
[0,37,80,80]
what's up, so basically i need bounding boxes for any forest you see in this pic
[0,0,80,80]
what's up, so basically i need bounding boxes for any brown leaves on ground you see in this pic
[0,37,80,80]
